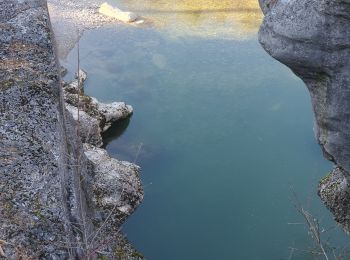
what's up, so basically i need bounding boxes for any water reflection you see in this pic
[113,0,262,39]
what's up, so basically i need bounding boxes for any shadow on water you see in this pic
[101,116,165,164]
[102,117,131,148]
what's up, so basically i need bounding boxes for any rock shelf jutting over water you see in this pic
[259,0,350,233]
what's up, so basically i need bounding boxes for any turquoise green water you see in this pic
[62,3,348,258]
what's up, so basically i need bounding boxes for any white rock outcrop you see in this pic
[63,70,133,146]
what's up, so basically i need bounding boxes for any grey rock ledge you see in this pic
[63,69,133,147]
[259,0,350,233]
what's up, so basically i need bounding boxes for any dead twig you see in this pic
[290,186,329,260]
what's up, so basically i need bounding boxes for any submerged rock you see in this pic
[99,3,139,23]
[258,0,350,232]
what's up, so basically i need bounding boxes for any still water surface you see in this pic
[63,0,348,259]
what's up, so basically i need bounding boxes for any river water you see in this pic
[62,0,348,259]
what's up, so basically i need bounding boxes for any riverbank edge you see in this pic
[0,0,143,258]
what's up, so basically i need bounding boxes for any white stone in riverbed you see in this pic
[99,3,138,23]
[90,97,133,131]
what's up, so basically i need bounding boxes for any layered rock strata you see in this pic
[258,0,350,233]
[0,0,143,258]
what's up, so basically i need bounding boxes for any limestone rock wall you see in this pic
[0,0,143,258]
[258,0,350,233]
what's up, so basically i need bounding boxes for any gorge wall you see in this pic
[0,0,143,258]
[259,0,350,233]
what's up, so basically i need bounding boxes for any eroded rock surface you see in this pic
[259,0,350,232]
[0,0,143,258]
[0,1,71,258]
[63,70,133,146]
[84,144,143,219]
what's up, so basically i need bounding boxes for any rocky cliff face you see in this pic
[259,0,350,233]
[0,0,143,258]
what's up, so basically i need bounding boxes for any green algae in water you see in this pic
[62,1,349,258]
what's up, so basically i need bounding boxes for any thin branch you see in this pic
[133,142,143,164]
[290,186,329,260]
